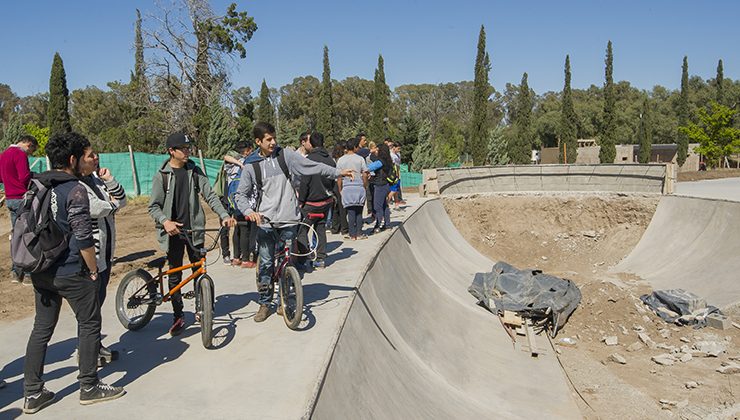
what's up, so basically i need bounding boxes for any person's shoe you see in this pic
[276,304,284,316]
[342,233,351,239]
[313,260,326,269]
[168,317,185,336]
[241,261,256,269]
[23,388,56,414]
[10,270,23,284]
[223,256,232,265]
[357,234,369,240]
[79,382,125,405]
[231,258,242,266]
[373,227,381,234]
[99,346,119,366]
[0,379,5,389]
[254,304,271,322]
[22,277,33,286]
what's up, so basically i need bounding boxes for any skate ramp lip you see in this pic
[310,199,581,419]
[615,194,740,309]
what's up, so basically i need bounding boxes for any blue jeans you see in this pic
[373,184,391,228]
[7,198,23,274]
[257,225,297,305]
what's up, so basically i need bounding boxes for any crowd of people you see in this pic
[0,121,407,414]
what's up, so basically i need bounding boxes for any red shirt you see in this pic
[0,145,32,199]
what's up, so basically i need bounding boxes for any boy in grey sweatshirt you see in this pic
[234,122,353,322]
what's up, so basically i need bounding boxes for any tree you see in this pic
[411,119,443,171]
[206,91,238,159]
[676,56,690,166]
[509,73,533,164]
[48,52,72,138]
[599,40,617,163]
[469,25,491,166]
[369,55,391,142]
[680,102,740,167]
[317,45,336,146]
[131,9,149,104]
[715,59,724,105]
[0,84,20,140]
[256,79,275,125]
[398,114,420,164]
[232,86,254,140]
[486,125,509,165]
[637,97,653,163]
[559,55,578,163]
[0,113,26,150]
[23,123,50,156]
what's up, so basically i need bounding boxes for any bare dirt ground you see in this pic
[679,168,740,182]
[445,194,740,420]
[0,198,220,322]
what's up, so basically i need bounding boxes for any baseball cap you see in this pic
[166,132,192,149]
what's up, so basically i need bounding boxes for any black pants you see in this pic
[330,187,348,235]
[366,183,375,218]
[297,201,332,263]
[219,197,232,258]
[25,273,101,395]
[167,235,200,319]
[232,216,256,261]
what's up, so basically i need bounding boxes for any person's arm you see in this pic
[15,151,32,188]
[67,184,97,275]
[83,179,116,219]
[148,171,168,225]
[337,176,343,194]
[297,174,310,205]
[367,159,383,173]
[285,149,341,179]
[223,154,245,168]
[234,164,256,218]
[99,169,127,209]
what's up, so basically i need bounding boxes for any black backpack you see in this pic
[11,179,71,273]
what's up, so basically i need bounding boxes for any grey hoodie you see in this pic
[234,147,340,226]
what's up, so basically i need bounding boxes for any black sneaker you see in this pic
[23,388,56,414]
[79,382,125,405]
[169,317,186,336]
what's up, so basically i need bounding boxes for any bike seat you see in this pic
[146,256,168,269]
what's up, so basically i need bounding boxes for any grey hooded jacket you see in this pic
[234,147,340,226]
[148,159,229,251]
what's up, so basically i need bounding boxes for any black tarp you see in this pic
[469,262,581,336]
[640,289,719,326]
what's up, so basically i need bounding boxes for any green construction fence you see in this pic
[26,154,423,196]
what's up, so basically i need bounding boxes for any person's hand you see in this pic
[246,212,262,224]
[163,220,183,236]
[222,217,236,227]
[340,169,354,180]
[98,167,113,181]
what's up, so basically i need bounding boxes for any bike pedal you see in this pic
[183,291,196,300]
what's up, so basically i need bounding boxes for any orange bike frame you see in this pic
[159,256,207,302]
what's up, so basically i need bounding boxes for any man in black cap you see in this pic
[148,132,235,336]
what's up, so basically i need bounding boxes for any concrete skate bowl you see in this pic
[310,199,581,419]
[615,194,740,310]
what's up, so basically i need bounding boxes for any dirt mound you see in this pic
[445,193,740,420]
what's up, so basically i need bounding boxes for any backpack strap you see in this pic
[162,165,201,196]
[276,149,291,181]
[162,172,170,195]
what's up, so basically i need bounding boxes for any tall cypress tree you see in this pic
[676,56,690,166]
[637,97,653,164]
[509,73,533,164]
[716,59,724,105]
[369,54,390,142]
[256,79,275,126]
[317,45,336,146]
[559,55,578,163]
[469,25,490,166]
[599,41,616,163]
[133,9,148,102]
[48,52,72,138]
[206,92,238,159]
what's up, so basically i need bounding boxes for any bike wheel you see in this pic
[198,275,214,348]
[116,269,157,331]
[280,266,303,330]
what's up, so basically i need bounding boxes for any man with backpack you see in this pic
[20,132,125,414]
[148,132,235,336]
[222,141,258,268]
[234,122,354,322]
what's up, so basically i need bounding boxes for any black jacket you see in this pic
[298,148,335,203]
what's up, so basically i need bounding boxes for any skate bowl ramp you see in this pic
[615,194,740,310]
[311,199,581,419]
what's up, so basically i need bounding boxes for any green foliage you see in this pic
[434,117,465,164]
[277,76,320,143]
[232,86,254,140]
[637,98,653,163]
[509,73,533,164]
[256,79,275,126]
[317,46,336,146]
[398,114,420,164]
[206,92,238,159]
[0,84,20,140]
[599,41,617,163]
[680,102,740,167]
[486,125,509,165]
[676,56,690,166]
[48,52,72,138]
[715,59,724,105]
[411,119,443,171]
[559,55,578,163]
[0,113,26,150]
[199,3,258,59]
[369,55,391,143]
[23,123,49,156]
[469,25,491,166]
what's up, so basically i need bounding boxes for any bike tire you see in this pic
[116,269,157,331]
[198,274,214,348]
[280,266,303,330]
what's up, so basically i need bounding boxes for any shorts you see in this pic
[389,181,401,192]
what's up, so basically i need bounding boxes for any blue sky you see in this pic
[1,0,737,98]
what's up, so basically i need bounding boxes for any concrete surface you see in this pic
[675,177,740,202]
[0,199,424,419]
[615,194,740,309]
[312,200,581,419]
